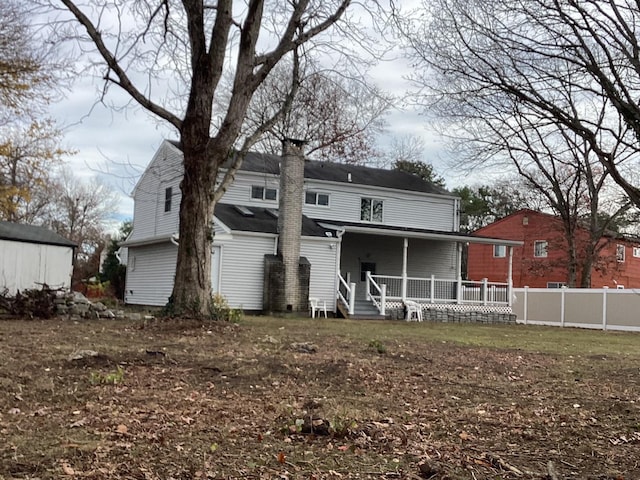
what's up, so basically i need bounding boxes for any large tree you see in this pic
[397,0,640,286]
[44,0,383,315]
[397,0,640,208]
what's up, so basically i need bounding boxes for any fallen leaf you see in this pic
[459,431,470,441]
[61,462,75,475]
[277,451,286,464]
[116,424,128,434]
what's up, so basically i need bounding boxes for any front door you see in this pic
[359,261,376,300]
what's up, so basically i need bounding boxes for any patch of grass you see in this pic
[242,315,640,357]
[367,339,386,354]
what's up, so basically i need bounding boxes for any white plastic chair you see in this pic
[404,300,423,322]
[309,297,327,318]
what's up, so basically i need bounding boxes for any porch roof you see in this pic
[316,220,523,246]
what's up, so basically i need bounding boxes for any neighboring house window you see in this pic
[616,244,625,262]
[361,197,383,222]
[251,185,277,201]
[547,282,566,288]
[634,247,640,258]
[534,240,548,258]
[493,245,506,258]
[164,187,172,212]
[305,191,330,206]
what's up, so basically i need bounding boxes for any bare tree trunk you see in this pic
[170,139,217,315]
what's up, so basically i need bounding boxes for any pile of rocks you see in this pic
[54,291,144,320]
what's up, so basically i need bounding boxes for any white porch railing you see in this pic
[337,272,356,315]
[365,271,386,315]
[371,274,511,307]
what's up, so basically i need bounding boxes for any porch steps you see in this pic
[340,299,386,320]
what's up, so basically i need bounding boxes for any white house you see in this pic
[122,140,521,317]
[0,221,76,294]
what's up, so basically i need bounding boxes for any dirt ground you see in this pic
[1,316,639,480]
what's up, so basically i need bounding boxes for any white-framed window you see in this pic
[251,185,277,201]
[493,245,506,258]
[616,244,625,262]
[547,282,566,289]
[305,191,330,206]
[164,186,172,212]
[633,246,640,258]
[361,197,383,223]
[534,240,548,258]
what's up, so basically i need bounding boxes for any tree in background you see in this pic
[397,0,640,209]
[389,135,446,186]
[398,0,639,287]
[0,0,60,125]
[44,0,388,316]
[101,221,132,300]
[243,60,391,165]
[0,120,69,222]
[43,167,119,285]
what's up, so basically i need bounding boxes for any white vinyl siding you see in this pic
[129,141,183,242]
[217,172,457,232]
[217,234,276,310]
[300,238,339,311]
[0,240,73,294]
[125,242,178,306]
[218,173,280,208]
[299,180,457,231]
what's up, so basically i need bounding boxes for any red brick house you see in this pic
[468,209,640,288]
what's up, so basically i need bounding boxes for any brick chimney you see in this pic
[277,138,305,309]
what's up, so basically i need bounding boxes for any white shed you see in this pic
[0,221,76,294]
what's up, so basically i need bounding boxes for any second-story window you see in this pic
[361,197,383,223]
[534,240,548,258]
[251,185,277,201]
[493,245,506,258]
[164,187,172,212]
[617,244,625,262]
[305,191,329,206]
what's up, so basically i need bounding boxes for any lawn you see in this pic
[1,315,639,479]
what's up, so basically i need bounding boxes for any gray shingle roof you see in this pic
[0,221,76,248]
[167,140,449,195]
[214,204,335,238]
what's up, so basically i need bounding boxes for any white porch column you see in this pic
[401,237,408,300]
[507,246,514,307]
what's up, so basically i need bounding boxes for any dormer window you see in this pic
[251,185,277,201]
[361,197,383,223]
[305,191,329,206]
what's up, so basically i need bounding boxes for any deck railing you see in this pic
[370,274,511,306]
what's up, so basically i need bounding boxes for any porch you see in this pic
[337,271,514,318]
[333,230,522,319]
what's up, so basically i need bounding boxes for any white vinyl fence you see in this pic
[513,287,640,332]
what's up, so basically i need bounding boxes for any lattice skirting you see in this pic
[385,302,516,324]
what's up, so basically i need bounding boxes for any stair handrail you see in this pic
[366,272,386,315]
[337,272,355,315]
